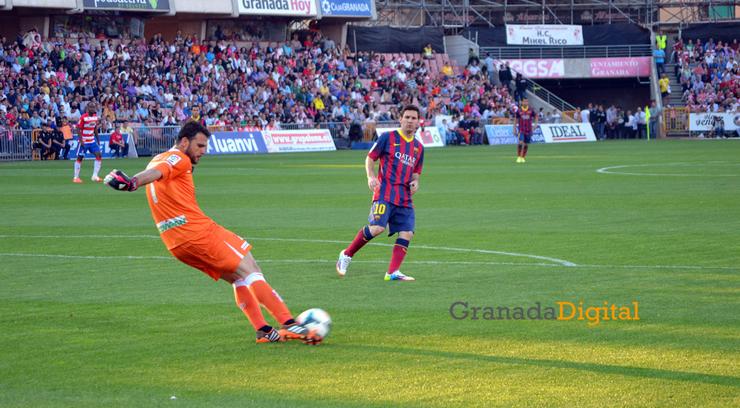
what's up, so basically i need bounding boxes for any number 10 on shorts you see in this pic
[373,203,387,215]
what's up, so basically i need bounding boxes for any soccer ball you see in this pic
[296,308,332,339]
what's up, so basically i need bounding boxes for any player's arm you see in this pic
[104,167,162,192]
[365,155,379,191]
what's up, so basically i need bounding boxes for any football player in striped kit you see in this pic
[73,103,103,183]
[336,105,425,281]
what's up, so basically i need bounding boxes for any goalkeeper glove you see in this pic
[105,169,139,192]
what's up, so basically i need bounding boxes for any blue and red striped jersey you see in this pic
[516,108,535,135]
[368,130,424,208]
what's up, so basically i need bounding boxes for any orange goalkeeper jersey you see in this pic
[145,149,215,249]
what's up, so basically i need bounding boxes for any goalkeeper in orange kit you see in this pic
[105,122,321,344]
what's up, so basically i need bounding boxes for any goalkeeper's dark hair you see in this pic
[178,121,211,141]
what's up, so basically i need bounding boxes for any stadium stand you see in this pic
[0,32,518,143]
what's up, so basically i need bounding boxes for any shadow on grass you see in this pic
[344,344,740,388]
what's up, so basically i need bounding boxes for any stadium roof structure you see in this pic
[370,0,740,28]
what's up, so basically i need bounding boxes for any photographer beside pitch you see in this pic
[104,122,321,344]
[336,105,425,281]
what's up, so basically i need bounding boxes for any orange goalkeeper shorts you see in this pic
[169,223,252,281]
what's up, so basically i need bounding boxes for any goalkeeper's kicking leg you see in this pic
[225,252,322,344]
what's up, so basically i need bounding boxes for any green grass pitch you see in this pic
[0,140,738,407]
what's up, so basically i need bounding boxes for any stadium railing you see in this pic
[526,78,577,116]
[663,107,690,136]
[1,129,34,161]
[0,121,413,161]
[479,45,652,59]
[132,126,180,157]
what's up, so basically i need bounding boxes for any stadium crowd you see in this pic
[670,37,739,113]
[0,28,519,147]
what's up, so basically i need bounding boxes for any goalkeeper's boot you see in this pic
[280,323,322,345]
[73,177,82,183]
[384,270,415,281]
[255,327,282,344]
[91,175,102,183]
[336,250,352,277]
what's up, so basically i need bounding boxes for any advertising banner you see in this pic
[67,133,136,159]
[207,131,268,155]
[484,125,544,145]
[590,57,652,78]
[689,112,740,132]
[539,123,596,143]
[319,0,373,17]
[238,0,317,17]
[82,0,171,11]
[506,24,583,46]
[262,129,336,153]
[375,127,445,148]
[495,59,565,79]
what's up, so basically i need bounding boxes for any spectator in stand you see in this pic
[653,46,666,76]
[499,63,513,92]
[649,100,661,139]
[636,106,647,139]
[595,104,607,141]
[514,73,527,102]
[50,123,65,159]
[659,74,670,105]
[58,117,74,159]
[33,123,53,159]
[606,104,618,139]
[441,60,454,78]
[626,109,636,139]
[109,124,128,158]
[580,104,590,124]
[423,43,433,60]
[483,53,498,85]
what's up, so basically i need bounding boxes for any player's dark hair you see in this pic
[401,105,420,118]
[178,121,211,141]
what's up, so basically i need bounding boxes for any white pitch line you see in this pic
[251,237,578,267]
[596,162,739,177]
[0,234,577,267]
[0,253,737,271]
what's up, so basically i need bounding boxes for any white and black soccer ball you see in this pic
[296,308,332,339]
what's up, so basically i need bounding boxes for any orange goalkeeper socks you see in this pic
[250,279,293,326]
[233,283,269,331]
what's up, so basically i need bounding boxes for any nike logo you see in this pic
[391,143,400,147]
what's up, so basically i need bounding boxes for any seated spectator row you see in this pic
[0,30,518,136]
[671,37,739,113]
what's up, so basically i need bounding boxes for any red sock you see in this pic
[522,145,529,158]
[233,284,268,331]
[250,278,293,326]
[345,226,373,257]
[517,144,522,156]
[388,238,410,273]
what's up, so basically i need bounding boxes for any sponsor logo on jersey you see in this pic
[394,151,417,167]
[166,154,182,166]
[156,215,187,233]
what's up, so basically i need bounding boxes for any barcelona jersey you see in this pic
[516,108,535,135]
[368,130,424,208]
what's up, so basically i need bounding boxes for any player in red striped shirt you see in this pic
[515,98,537,163]
[336,105,425,281]
[73,103,103,183]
